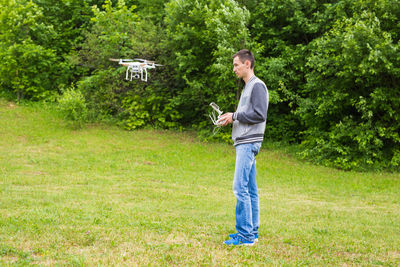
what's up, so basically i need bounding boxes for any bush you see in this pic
[0,0,62,101]
[164,0,255,128]
[76,0,182,131]
[300,10,400,170]
[58,87,88,129]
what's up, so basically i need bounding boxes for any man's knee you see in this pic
[233,185,250,201]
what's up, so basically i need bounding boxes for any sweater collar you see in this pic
[246,75,256,84]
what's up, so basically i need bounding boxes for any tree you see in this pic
[164,0,255,140]
[245,0,341,142]
[77,0,180,129]
[301,7,400,170]
[0,0,60,101]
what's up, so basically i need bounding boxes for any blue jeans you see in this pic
[233,142,261,241]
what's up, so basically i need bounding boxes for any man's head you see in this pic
[233,49,254,69]
[232,49,255,81]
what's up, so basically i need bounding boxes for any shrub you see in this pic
[0,0,61,101]
[164,0,255,128]
[58,87,88,129]
[300,10,400,170]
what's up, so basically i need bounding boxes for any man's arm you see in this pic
[233,83,268,124]
[217,83,268,126]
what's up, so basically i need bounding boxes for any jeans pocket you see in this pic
[252,142,261,156]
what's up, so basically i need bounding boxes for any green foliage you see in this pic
[77,0,180,130]
[78,0,139,67]
[58,86,88,129]
[301,6,400,170]
[0,0,61,101]
[247,0,341,142]
[133,0,167,25]
[0,43,59,101]
[33,0,107,85]
[77,68,182,130]
[164,0,255,126]
[119,92,182,130]
[0,0,399,171]
[245,0,400,170]
[33,0,104,54]
[77,68,126,120]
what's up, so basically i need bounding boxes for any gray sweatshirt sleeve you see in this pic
[234,83,268,124]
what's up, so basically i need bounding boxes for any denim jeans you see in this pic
[233,142,261,241]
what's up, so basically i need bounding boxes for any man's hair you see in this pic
[233,49,255,69]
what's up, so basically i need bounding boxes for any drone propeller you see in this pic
[133,59,163,65]
[110,58,163,66]
[109,58,134,62]
[134,58,147,62]
[144,61,164,67]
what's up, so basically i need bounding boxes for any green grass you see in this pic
[1,99,399,266]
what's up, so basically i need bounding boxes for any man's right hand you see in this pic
[217,112,233,126]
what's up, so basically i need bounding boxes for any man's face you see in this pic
[233,56,248,79]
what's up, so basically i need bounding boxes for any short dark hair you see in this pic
[233,49,254,69]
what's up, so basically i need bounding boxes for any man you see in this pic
[218,49,269,246]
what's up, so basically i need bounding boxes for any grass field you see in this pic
[1,99,399,266]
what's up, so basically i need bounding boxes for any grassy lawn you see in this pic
[1,99,399,266]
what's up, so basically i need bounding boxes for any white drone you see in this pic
[109,58,162,82]
[209,102,225,135]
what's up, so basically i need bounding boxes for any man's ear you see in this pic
[245,60,251,69]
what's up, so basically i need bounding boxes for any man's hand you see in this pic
[217,112,233,126]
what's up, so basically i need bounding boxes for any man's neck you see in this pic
[243,71,255,84]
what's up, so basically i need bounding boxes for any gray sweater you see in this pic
[232,76,269,146]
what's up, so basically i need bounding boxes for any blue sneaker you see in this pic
[229,233,258,242]
[224,235,254,246]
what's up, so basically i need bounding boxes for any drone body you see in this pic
[109,58,162,82]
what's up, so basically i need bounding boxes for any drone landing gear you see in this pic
[141,69,148,82]
[125,65,148,82]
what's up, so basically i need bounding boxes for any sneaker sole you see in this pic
[223,242,255,246]
[228,234,259,243]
